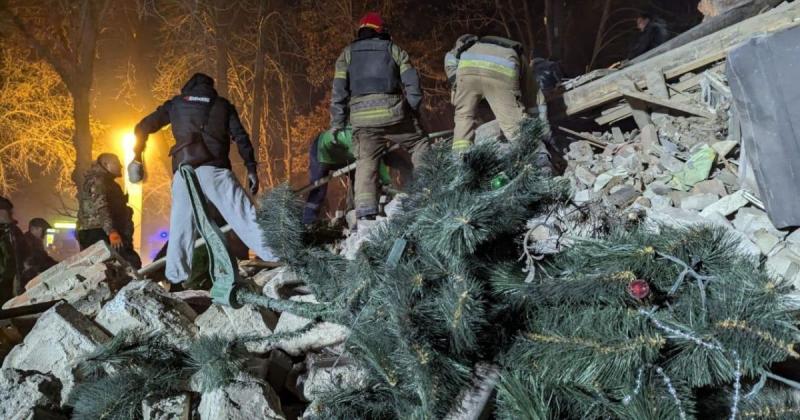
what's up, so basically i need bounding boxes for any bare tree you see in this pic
[0,46,103,195]
[0,0,112,189]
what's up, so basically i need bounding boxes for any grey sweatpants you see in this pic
[166,166,277,283]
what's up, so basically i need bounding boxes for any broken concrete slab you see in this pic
[256,267,306,300]
[273,295,348,357]
[680,193,720,211]
[691,179,727,197]
[566,141,595,162]
[754,229,782,256]
[712,140,738,157]
[142,393,190,420]
[733,207,786,242]
[574,166,597,187]
[606,185,641,208]
[95,281,197,349]
[198,376,285,420]
[700,190,749,218]
[594,168,628,192]
[303,360,368,402]
[2,241,129,318]
[2,302,110,404]
[0,368,63,420]
[766,244,800,288]
[572,189,595,205]
[195,303,277,353]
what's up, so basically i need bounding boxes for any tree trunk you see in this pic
[250,2,269,164]
[214,0,230,98]
[70,85,93,186]
[545,0,565,60]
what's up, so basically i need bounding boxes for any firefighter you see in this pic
[77,153,142,269]
[329,12,429,223]
[133,73,277,285]
[303,127,412,224]
[445,34,551,172]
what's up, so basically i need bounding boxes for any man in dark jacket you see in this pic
[330,12,429,223]
[21,218,57,283]
[628,12,670,59]
[77,153,142,269]
[133,73,277,285]
[0,197,18,303]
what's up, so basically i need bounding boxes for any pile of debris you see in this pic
[558,65,800,288]
[0,241,356,420]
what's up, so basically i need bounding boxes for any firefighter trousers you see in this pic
[353,118,428,218]
[452,73,525,152]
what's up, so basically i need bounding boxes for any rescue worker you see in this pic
[133,72,277,285]
[77,153,142,269]
[21,218,57,283]
[330,12,429,222]
[628,12,669,59]
[303,126,412,224]
[445,34,551,172]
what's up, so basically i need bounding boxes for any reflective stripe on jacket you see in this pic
[330,36,422,129]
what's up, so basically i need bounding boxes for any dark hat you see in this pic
[0,196,12,211]
[29,218,51,230]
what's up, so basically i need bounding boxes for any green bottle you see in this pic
[490,172,510,190]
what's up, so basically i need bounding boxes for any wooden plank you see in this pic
[646,71,670,99]
[621,90,715,119]
[595,104,632,125]
[557,126,608,149]
[558,2,800,116]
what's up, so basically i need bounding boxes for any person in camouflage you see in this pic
[76,153,142,269]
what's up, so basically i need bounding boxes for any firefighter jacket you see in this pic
[77,163,134,238]
[134,73,257,173]
[444,36,545,114]
[330,33,422,129]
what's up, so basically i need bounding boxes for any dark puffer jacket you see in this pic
[134,73,257,173]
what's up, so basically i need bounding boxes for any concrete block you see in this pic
[2,303,110,404]
[0,368,63,419]
[700,190,749,218]
[680,193,720,211]
[273,295,348,357]
[198,376,285,420]
[95,281,197,349]
[143,393,190,420]
[195,303,277,353]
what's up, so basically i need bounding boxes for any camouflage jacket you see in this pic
[77,163,134,238]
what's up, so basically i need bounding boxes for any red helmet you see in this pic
[358,12,384,32]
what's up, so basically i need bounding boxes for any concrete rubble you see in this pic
[0,368,64,420]
[198,374,286,420]
[143,393,191,420]
[557,64,800,290]
[272,294,349,357]
[2,302,110,405]
[95,280,198,349]
[1,242,130,317]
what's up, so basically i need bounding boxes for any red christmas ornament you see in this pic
[627,279,651,300]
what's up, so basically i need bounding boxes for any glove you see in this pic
[108,230,123,250]
[247,169,259,195]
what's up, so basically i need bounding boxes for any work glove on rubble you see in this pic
[247,169,260,195]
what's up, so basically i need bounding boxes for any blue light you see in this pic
[159,231,168,239]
